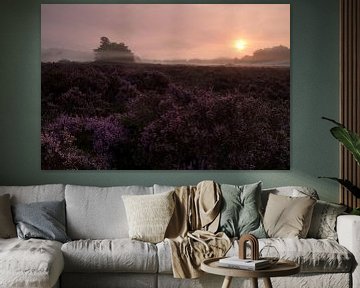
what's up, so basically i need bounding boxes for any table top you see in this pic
[201,257,300,278]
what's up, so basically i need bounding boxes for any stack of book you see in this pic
[218,257,271,270]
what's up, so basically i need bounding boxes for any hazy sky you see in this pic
[41,4,290,60]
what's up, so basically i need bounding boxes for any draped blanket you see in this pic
[165,181,231,278]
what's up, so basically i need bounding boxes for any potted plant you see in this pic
[320,117,360,215]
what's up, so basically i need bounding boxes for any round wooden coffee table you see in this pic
[201,257,300,288]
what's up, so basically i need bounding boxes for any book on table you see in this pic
[218,257,271,270]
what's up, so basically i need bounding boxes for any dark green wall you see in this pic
[0,0,340,202]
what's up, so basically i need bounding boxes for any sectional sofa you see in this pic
[0,183,359,288]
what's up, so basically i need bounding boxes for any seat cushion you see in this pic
[62,239,158,273]
[156,240,173,274]
[230,238,354,273]
[61,273,157,288]
[157,238,353,274]
[0,238,64,288]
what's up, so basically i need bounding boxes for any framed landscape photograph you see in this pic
[41,4,290,170]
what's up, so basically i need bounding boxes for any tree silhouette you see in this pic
[94,37,135,63]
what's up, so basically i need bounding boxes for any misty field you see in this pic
[41,62,290,170]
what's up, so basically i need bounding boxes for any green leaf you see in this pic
[322,117,360,165]
[318,177,360,198]
[322,116,344,127]
[330,127,360,165]
[351,208,360,215]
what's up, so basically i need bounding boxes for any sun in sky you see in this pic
[234,39,247,51]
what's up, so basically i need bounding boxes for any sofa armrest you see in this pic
[337,215,360,288]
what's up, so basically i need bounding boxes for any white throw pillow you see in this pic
[122,191,175,243]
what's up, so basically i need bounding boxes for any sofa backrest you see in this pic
[0,184,65,204]
[0,183,320,240]
[153,184,176,194]
[65,184,153,239]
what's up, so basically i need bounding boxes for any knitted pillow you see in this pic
[122,191,175,243]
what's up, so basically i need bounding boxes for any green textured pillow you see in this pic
[218,182,266,238]
[307,200,347,240]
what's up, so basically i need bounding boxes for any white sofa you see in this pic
[0,184,358,288]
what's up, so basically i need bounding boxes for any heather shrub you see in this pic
[41,62,290,169]
[41,115,126,169]
[126,70,170,92]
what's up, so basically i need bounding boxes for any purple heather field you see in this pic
[41,62,290,170]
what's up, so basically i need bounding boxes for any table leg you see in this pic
[251,278,258,288]
[263,277,273,288]
[221,276,233,288]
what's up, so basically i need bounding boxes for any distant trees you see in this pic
[94,37,135,63]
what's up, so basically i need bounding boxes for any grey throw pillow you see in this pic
[0,194,16,238]
[218,182,266,238]
[307,200,347,240]
[12,200,70,243]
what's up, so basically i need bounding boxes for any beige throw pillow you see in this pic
[122,191,175,243]
[263,193,316,238]
[0,194,17,238]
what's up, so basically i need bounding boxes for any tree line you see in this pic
[94,36,135,63]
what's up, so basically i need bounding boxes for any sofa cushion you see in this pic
[157,237,353,274]
[0,238,64,288]
[12,200,70,243]
[218,182,266,238]
[0,194,16,238]
[122,191,175,243]
[263,194,316,238]
[153,184,176,194]
[61,273,157,288]
[235,238,353,273]
[156,240,173,274]
[61,239,158,273]
[307,200,347,240]
[0,184,65,204]
[65,185,153,239]
[260,238,353,273]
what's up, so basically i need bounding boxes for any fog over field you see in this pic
[41,4,290,61]
[41,45,290,67]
